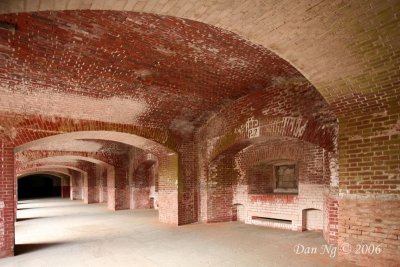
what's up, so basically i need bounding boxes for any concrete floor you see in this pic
[0,198,353,267]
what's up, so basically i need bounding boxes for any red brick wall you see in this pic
[0,140,15,257]
[333,88,400,266]
[339,198,400,266]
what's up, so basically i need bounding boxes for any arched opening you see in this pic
[13,131,180,223]
[19,155,113,206]
[203,134,336,236]
[17,174,61,200]
[302,208,323,231]
[131,154,158,210]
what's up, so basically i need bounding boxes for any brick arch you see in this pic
[17,169,71,180]
[16,164,87,196]
[16,149,123,169]
[208,121,332,164]
[202,83,338,163]
[236,138,330,188]
[20,155,113,171]
[0,3,397,265]
[14,132,180,223]
[239,139,322,169]
[20,164,89,201]
[21,156,112,205]
[14,131,176,156]
[17,164,86,176]
[203,136,335,222]
[13,133,180,224]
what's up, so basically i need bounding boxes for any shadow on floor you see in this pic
[18,205,79,210]
[15,242,67,255]
[17,217,48,222]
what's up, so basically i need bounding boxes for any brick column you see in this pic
[107,160,128,211]
[83,165,97,204]
[131,165,151,209]
[207,155,235,223]
[0,139,15,258]
[70,171,84,200]
[177,140,198,225]
[158,153,179,224]
[61,176,70,198]
[98,168,107,203]
[107,157,129,210]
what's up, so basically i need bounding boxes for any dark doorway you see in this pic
[18,175,61,199]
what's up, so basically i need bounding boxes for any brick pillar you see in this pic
[158,153,179,224]
[61,176,70,198]
[70,171,84,200]
[83,166,97,204]
[131,164,151,209]
[322,150,339,245]
[206,155,235,223]
[107,155,129,213]
[0,140,15,258]
[177,140,198,225]
[98,168,107,203]
[107,159,128,211]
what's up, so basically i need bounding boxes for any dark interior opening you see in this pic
[252,216,292,225]
[18,174,61,200]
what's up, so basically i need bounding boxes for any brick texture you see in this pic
[0,140,15,257]
[0,3,398,266]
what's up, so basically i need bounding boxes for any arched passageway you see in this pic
[0,2,398,266]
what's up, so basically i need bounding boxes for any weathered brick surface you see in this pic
[338,198,400,267]
[0,3,397,266]
[195,72,338,229]
[1,1,398,106]
[0,11,305,139]
[333,88,400,266]
[0,140,14,257]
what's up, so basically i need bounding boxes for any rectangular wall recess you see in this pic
[251,216,292,225]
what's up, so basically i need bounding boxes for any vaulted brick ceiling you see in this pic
[0,11,319,137]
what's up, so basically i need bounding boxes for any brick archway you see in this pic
[0,3,398,265]
[20,155,113,205]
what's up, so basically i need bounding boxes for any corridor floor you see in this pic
[0,198,353,267]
